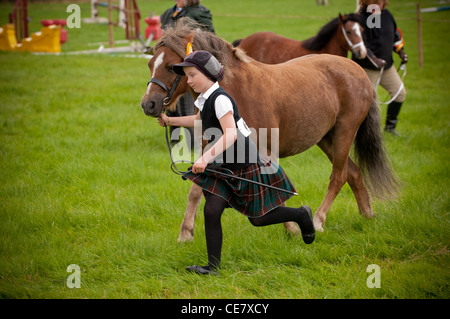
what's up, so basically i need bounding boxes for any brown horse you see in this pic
[141,19,397,241]
[233,13,367,64]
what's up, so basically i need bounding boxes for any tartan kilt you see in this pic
[183,157,296,218]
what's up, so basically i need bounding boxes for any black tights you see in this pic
[202,193,315,270]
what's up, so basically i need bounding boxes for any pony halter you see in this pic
[341,24,364,50]
[148,74,182,106]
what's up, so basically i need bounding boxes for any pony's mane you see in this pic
[154,18,250,78]
[302,13,360,51]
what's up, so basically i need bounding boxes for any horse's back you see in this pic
[238,32,304,64]
[226,53,373,156]
[286,53,362,72]
[243,54,371,117]
[240,31,289,47]
[284,54,372,95]
[261,54,372,155]
[286,54,373,130]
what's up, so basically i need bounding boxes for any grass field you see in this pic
[0,0,449,299]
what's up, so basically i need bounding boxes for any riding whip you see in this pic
[163,123,298,196]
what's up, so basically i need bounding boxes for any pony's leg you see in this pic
[313,133,354,232]
[284,221,300,235]
[347,158,375,219]
[313,166,348,232]
[317,136,374,221]
[177,183,203,242]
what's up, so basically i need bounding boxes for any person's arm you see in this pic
[366,49,387,69]
[158,112,200,128]
[394,28,408,64]
[191,111,237,174]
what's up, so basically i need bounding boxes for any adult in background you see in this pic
[160,1,215,147]
[353,0,408,136]
[161,0,215,33]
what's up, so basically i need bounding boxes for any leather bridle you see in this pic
[148,74,182,106]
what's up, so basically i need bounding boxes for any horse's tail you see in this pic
[232,39,242,47]
[354,90,399,199]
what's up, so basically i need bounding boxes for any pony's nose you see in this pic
[359,48,367,59]
[141,99,156,116]
[353,48,367,60]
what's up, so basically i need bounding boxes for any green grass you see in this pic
[0,0,449,299]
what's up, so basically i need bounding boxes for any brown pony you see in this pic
[141,19,397,241]
[233,14,367,64]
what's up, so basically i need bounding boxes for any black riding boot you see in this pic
[385,101,403,136]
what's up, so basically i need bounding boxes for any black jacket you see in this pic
[353,9,401,70]
[160,4,215,33]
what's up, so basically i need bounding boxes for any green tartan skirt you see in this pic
[183,157,296,218]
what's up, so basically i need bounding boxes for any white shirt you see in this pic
[194,82,233,119]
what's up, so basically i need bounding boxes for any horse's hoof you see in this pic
[365,211,375,219]
[314,223,324,232]
[313,219,324,232]
[284,221,300,235]
[177,233,194,243]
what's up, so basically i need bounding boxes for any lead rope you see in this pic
[379,63,407,105]
[368,57,407,105]
[164,122,195,176]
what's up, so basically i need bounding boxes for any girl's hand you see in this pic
[192,157,208,174]
[158,114,169,127]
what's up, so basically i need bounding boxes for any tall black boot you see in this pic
[385,101,403,136]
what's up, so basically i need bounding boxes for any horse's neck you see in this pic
[299,36,345,57]
[222,56,253,98]
[322,30,348,57]
[222,57,280,126]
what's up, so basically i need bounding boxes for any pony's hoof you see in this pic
[367,209,376,218]
[177,232,194,243]
[364,211,376,219]
[314,224,324,232]
[284,221,300,235]
[313,217,324,232]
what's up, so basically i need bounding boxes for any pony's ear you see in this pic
[144,46,154,55]
[339,13,345,21]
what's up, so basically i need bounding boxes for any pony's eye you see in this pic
[168,65,175,73]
